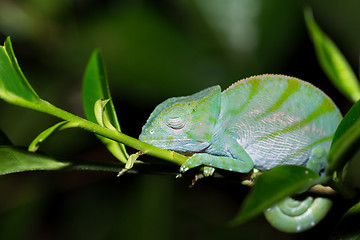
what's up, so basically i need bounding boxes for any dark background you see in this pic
[0,0,359,239]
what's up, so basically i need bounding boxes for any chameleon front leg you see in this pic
[180,144,254,175]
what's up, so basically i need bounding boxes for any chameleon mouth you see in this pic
[138,134,206,152]
[139,135,193,144]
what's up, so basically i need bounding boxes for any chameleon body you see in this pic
[139,74,342,232]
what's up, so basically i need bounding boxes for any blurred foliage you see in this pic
[0,0,360,239]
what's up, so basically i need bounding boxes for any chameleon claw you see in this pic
[180,166,189,173]
[189,173,204,188]
[203,166,215,177]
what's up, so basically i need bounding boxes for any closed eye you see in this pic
[166,116,185,130]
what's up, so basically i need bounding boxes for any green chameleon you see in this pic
[139,74,342,232]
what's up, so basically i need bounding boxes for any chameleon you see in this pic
[139,74,342,232]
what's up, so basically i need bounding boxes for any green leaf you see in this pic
[82,50,128,163]
[230,165,325,226]
[304,8,360,103]
[0,37,40,105]
[331,201,360,240]
[0,130,12,145]
[0,146,70,175]
[28,121,80,152]
[327,99,360,175]
[342,150,360,192]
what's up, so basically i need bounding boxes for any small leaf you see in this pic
[327,99,360,175]
[117,152,142,176]
[0,37,40,104]
[304,8,360,102]
[0,146,70,175]
[93,99,111,127]
[94,98,118,131]
[331,201,360,240]
[28,121,80,152]
[82,50,128,163]
[0,130,12,145]
[230,165,325,226]
[102,111,117,131]
[94,98,106,126]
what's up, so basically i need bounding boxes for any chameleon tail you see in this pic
[263,196,332,233]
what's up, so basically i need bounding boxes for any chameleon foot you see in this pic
[179,153,211,173]
[203,166,215,177]
[189,174,204,188]
[188,167,215,188]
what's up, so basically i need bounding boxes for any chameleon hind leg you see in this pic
[306,145,327,175]
[263,145,332,232]
[180,144,254,176]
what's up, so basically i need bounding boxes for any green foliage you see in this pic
[0,37,40,106]
[82,50,128,163]
[0,144,165,175]
[0,146,69,175]
[327,99,360,176]
[305,8,360,103]
[0,132,176,175]
[0,37,187,175]
[331,201,360,239]
[28,121,79,152]
[304,14,360,228]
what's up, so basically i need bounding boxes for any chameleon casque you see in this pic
[139,74,342,233]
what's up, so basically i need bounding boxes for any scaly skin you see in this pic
[139,74,342,232]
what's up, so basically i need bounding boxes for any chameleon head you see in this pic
[139,86,221,153]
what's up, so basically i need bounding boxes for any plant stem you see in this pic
[34,100,187,166]
[63,159,179,176]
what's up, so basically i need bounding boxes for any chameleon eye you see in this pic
[166,116,185,130]
[164,106,188,130]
